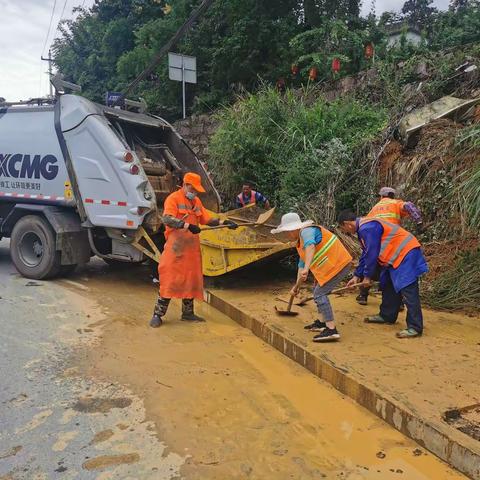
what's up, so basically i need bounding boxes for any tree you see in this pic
[449,0,469,11]
[401,0,437,26]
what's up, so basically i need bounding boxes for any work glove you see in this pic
[188,224,202,235]
[223,220,239,230]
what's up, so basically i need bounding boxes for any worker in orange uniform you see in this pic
[271,213,352,342]
[356,186,424,305]
[338,210,428,338]
[236,183,271,209]
[150,172,238,328]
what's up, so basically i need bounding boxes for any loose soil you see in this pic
[60,261,467,479]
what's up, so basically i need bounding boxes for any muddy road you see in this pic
[0,239,467,479]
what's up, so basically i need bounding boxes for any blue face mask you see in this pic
[186,191,197,201]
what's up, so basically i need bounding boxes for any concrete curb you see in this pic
[205,290,480,480]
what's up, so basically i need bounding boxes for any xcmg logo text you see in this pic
[0,154,59,180]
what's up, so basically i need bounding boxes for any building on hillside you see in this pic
[386,23,423,49]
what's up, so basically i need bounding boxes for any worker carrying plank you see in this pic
[356,186,424,306]
[235,182,271,209]
[150,172,238,328]
[338,210,428,339]
[272,213,352,342]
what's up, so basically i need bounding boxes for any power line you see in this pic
[120,0,215,101]
[57,0,70,31]
[41,0,58,57]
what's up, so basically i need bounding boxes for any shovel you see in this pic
[275,283,365,307]
[204,208,276,230]
[275,278,303,317]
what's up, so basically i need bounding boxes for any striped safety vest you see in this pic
[237,190,256,207]
[297,225,352,286]
[367,198,406,225]
[359,218,421,269]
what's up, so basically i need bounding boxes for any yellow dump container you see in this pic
[200,205,293,277]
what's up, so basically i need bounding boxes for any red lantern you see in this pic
[308,67,318,81]
[365,42,374,59]
[332,58,341,74]
[291,64,299,76]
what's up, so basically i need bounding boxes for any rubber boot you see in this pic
[181,299,205,322]
[150,296,170,328]
[356,286,369,306]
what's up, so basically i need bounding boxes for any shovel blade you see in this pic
[274,305,299,316]
[256,208,276,225]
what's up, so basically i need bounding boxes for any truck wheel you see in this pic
[10,215,62,279]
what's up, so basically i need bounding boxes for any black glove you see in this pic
[188,224,202,234]
[416,222,425,234]
[223,220,239,230]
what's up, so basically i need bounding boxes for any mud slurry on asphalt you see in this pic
[0,246,185,479]
[61,260,466,480]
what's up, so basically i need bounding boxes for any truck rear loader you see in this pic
[0,79,290,280]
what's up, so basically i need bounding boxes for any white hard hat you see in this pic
[379,187,396,196]
[271,212,314,234]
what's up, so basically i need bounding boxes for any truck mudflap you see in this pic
[2,204,90,265]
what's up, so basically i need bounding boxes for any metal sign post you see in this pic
[168,52,197,119]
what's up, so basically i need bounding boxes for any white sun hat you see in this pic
[271,212,314,234]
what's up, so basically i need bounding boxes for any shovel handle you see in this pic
[203,222,257,231]
[287,277,305,311]
[330,284,362,295]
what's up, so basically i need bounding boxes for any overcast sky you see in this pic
[1,0,450,102]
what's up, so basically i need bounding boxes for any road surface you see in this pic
[0,239,466,479]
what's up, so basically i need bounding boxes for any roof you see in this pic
[385,21,422,36]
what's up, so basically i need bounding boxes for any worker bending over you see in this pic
[357,186,423,305]
[236,183,271,209]
[272,213,352,342]
[338,210,428,339]
[150,172,237,328]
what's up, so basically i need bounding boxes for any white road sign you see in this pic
[168,53,197,84]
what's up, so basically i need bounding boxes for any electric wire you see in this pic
[41,0,58,57]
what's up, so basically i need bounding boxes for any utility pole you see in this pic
[41,49,53,97]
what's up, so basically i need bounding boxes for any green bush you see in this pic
[209,86,387,219]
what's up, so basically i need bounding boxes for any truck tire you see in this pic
[10,215,62,280]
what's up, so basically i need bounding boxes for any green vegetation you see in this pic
[208,87,387,221]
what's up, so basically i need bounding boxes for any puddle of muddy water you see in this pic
[60,259,467,480]
[72,396,132,413]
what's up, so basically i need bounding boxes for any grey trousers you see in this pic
[313,264,351,323]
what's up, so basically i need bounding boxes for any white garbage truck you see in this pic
[0,78,220,279]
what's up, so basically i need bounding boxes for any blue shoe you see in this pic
[396,328,421,338]
[364,315,394,324]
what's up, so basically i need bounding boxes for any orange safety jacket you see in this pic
[297,225,352,286]
[164,189,209,240]
[237,190,256,207]
[367,198,407,225]
[359,218,421,269]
